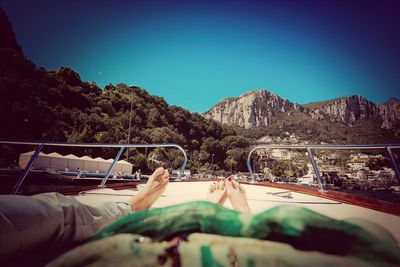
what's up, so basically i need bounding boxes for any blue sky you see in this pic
[1,0,399,112]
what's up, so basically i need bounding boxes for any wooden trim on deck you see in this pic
[242,181,400,216]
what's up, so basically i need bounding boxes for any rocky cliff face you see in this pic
[306,96,400,135]
[203,90,300,128]
[306,95,379,124]
[378,97,400,136]
[204,90,400,137]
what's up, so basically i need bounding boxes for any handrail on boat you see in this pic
[247,144,400,192]
[0,140,188,194]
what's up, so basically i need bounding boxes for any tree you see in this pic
[226,148,248,172]
[221,135,251,150]
[366,157,391,170]
[224,158,237,173]
[130,153,149,173]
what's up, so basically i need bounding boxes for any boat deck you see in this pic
[75,181,400,245]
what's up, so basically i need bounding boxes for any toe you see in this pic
[232,181,239,190]
[225,180,233,190]
[154,167,164,175]
[151,167,165,181]
[161,169,169,180]
[154,169,167,182]
[239,185,245,193]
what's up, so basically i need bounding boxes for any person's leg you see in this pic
[129,167,170,211]
[207,179,227,205]
[0,192,130,261]
[226,178,251,214]
[0,167,169,261]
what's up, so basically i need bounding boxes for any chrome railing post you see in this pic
[99,146,126,187]
[11,143,44,194]
[387,146,400,184]
[307,147,325,192]
[174,145,187,181]
[247,147,258,183]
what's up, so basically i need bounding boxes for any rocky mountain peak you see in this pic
[378,97,400,136]
[204,90,400,138]
[305,95,378,124]
[204,89,299,128]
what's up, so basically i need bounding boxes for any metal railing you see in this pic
[0,140,188,194]
[247,144,400,191]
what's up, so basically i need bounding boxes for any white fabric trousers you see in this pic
[0,192,132,261]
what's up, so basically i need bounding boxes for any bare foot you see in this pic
[207,180,227,205]
[226,178,251,214]
[129,167,169,211]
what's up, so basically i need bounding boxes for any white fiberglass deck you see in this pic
[75,181,400,245]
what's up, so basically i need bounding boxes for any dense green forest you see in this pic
[0,58,252,172]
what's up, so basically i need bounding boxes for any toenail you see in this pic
[227,176,232,181]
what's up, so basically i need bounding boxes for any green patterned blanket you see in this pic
[47,201,400,267]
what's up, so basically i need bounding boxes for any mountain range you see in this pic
[204,90,400,139]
